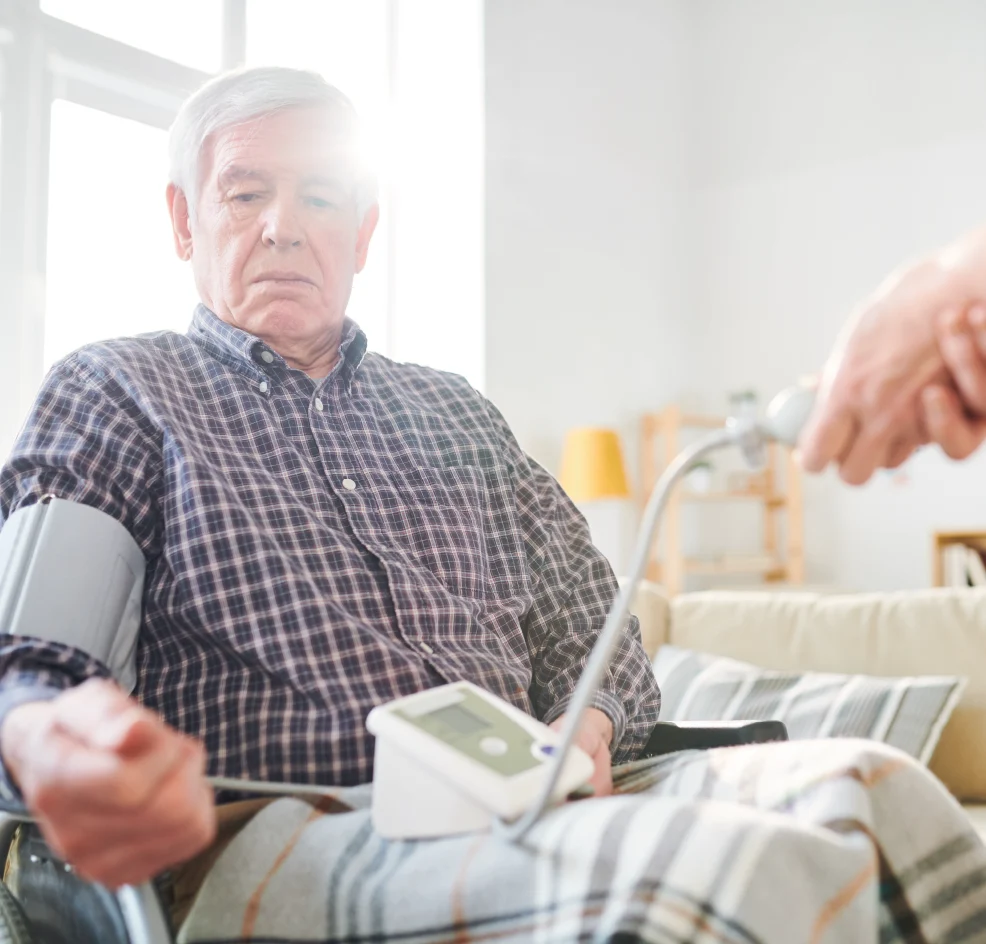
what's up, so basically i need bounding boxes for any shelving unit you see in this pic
[932,531,986,587]
[640,405,804,595]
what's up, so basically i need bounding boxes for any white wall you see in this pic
[484,0,695,570]
[689,0,986,590]
[485,0,986,589]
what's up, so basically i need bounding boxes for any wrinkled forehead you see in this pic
[201,105,364,190]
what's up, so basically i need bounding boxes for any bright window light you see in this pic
[40,0,223,71]
[45,100,197,370]
[391,0,484,390]
[247,0,391,351]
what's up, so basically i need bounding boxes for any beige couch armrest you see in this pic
[668,588,986,801]
[619,579,670,659]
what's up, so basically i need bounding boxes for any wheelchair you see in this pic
[0,810,172,944]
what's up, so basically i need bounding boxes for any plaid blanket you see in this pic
[178,739,986,943]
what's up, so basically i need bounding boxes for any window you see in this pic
[45,101,197,368]
[40,0,224,71]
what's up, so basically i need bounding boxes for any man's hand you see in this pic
[0,679,216,889]
[550,708,614,799]
[800,226,986,483]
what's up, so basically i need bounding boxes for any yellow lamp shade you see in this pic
[559,428,630,503]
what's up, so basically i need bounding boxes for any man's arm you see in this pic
[481,398,661,767]
[0,354,162,793]
[0,353,214,886]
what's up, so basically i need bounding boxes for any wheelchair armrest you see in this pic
[638,720,789,760]
[0,811,27,863]
[0,812,174,944]
[118,883,174,944]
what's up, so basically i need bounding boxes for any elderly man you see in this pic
[1,68,985,943]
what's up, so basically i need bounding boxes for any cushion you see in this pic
[668,589,986,800]
[653,644,966,764]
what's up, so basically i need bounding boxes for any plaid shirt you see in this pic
[0,305,660,793]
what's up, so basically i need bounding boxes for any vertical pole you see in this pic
[932,534,944,587]
[221,0,247,70]
[763,442,779,581]
[641,414,660,582]
[664,407,683,595]
[384,0,400,359]
[785,448,805,584]
[0,2,51,457]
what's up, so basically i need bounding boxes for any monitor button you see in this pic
[479,736,508,756]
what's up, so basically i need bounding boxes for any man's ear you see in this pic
[167,183,194,261]
[354,203,380,274]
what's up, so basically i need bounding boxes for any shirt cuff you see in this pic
[0,684,64,808]
[541,688,628,754]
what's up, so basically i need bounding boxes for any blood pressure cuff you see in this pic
[0,498,145,693]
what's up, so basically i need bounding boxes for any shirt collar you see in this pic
[187,304,368,385]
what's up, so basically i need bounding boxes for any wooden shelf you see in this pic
[682,490,785,507]
[679,413,729,429]
[932,530,986,587]
[684,555,780,575]
[642,412,729,433]
[640,404,804,595]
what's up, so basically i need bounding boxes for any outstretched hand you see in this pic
[800,227,986,482]
[0,678,216,888]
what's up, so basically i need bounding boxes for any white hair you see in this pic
[168,66,377,220]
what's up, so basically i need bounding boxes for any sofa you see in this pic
[629,581,986,837]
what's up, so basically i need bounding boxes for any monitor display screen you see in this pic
[429,703,491,736]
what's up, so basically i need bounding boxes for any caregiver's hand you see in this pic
[930,307,986,459]
[799,225,986,483]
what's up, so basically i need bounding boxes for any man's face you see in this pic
[171,106,378,349]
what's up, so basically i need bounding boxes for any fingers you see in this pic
[46,681,188,811]
[922,386,986,460]
[837,406,931,484]
[885,434,922,470]
[588,742,613,798]
[939,306,986,415]
[15,682,216,888]
[51,678,140,751]
[44,756,216,888]
[833,422,891,486]
[798,408,856,474]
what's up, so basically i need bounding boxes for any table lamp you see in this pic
[558,428,630,503]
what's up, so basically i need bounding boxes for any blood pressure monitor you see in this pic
[366,681,594,839]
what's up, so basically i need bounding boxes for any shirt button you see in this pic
[342,478,356,490]
[314,398,324,412]
[419,642,435,655]
[259,381,269,394]
[260,350,275,364]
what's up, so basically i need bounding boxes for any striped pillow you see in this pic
[652,645,966,764]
